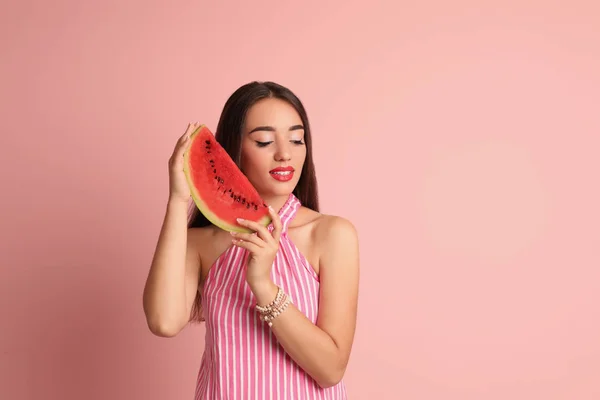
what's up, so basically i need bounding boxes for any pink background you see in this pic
[2,1,599,399]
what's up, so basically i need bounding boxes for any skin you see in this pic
[143,98,360,389]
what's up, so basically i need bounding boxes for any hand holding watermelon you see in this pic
[231,206,283,289]
[167,122,197,203]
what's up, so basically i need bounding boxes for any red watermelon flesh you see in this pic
[183,124,271,232]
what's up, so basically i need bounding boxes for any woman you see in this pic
[143,81,360,399]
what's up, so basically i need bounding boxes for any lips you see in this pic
[269,166,295,182]
[270,166,294,173]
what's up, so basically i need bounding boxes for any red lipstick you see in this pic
[269,166,294,182]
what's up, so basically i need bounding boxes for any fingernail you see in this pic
[230,231,236,236]
[268,205,274,211]
[237,218,244,223]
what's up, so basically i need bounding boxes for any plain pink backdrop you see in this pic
[2,1,599,399]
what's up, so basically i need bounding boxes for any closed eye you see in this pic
[255,140,304,147]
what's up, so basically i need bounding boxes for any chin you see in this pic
[258,180,299,198]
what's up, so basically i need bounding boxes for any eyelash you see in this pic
[255,140,304,148]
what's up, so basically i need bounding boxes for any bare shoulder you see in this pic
[313,213,359,248]
[187,224,233,281]
[188,224,229,255]
[295,207,358,238]
[186,225,213,254]
[187,224,220,242]
[297,211,360,272]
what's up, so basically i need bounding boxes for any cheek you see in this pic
[240,147,266,174]
[294,147,307,165]
[240,147,252,173]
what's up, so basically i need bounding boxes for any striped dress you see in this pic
[194,193,348,399]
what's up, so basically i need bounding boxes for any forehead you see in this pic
[244,98,302,129]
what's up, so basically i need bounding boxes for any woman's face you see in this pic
[240,97,307,199]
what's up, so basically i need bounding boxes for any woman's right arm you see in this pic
[142,123,202,337]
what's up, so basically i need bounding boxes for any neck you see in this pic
[260,193,291,214]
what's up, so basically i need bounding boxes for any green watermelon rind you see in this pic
[182,124,272,233]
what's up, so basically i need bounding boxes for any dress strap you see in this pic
[269,193,301,234]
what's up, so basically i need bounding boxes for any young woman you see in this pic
[143,81,360,399]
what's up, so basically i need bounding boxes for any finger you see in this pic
[237,218,273,244]
[232,238,261,253]
[173,136,190,161]
[177,136,190,155]
[176,123,198,154]
[186,121,199,135]
[269,205,283,242]
[178,123,192,142]
[172,125,191,157]
[230,231,265,248]
[178,122,198,144]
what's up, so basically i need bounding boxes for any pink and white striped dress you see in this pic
[194,193,348,400]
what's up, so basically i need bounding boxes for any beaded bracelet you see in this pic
[255,286,291,327]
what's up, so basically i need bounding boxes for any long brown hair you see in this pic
[188,81,319,323]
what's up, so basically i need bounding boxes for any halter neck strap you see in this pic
[269,193,301,234]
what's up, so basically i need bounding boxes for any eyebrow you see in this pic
[248,124,304,134]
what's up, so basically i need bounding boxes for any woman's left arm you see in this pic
[234,212,360,388]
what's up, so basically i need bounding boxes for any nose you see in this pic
[274,141,291,162]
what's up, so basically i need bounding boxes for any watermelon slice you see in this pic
[183,124,271,233]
